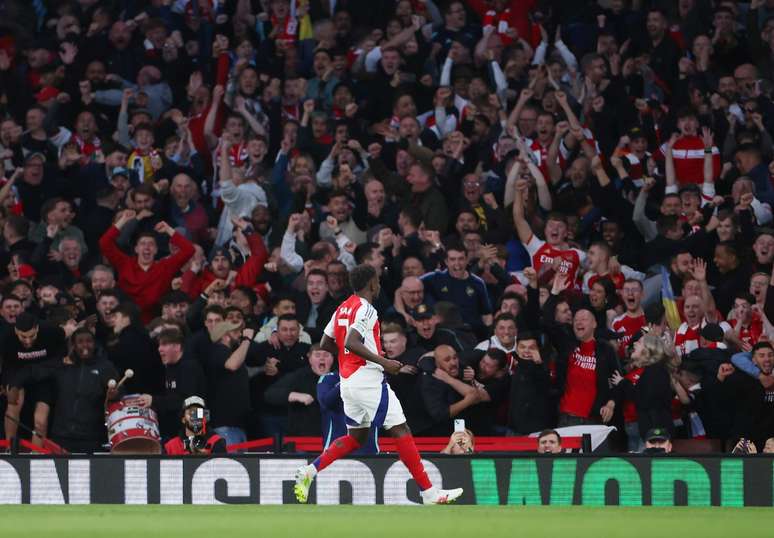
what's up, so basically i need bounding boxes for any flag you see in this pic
[661,266,681,331]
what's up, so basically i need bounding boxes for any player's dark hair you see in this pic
[14,311,38,331]
[538,429,562,443]
[716,241,739,260]
[307,268,328,281]
[272,293,297,308]
[354,242,379,264]
[5,214,30,238]
[134,231,158,247]
[445,241,467,257]
[752,341,774,354]
[400,206,422,228]
[132,183,157,201]
[70,326,94,343]
[483,348,508,370]
[158,328,184,346]
[623,278,643,290]
[656,214,680,236]
[349,264,377,292]
[224,306,243,318]
[277,314,299,325]
[113,301,140,319]
[734,292,755,305]
[233,286,257,307]
[516,330,539,343]
[203,304,226,318]
[494,313,517,326]
[1,294,22,306]
[97,288,122,302]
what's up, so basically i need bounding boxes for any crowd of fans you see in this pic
[1,0,774,455]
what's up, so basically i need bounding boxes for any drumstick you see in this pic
[115,369,134,390]
[104,378,117,409]
[104,369,134,409]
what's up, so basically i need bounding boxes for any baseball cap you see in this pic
[700,323,724,343]
[410,304,433,321]
[18,264,37,279]
[183,396,206,409]
[208,320,242,343]
[645,428,671,443]
[24,152,46,164]
[110,167,129,180]
[628,127,647,140]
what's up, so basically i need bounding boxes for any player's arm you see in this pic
[345,327,401,373]
[320,333,338,355]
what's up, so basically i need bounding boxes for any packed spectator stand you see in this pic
[0,0,774,457]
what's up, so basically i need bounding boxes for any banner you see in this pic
[0,455,771,505]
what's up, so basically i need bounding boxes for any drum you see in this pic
[106,397,161,454]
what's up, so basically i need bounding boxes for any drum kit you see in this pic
[104,369,162,454]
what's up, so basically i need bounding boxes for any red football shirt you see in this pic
[611,313,646,358]
[323,295,383,379]
[525,235,586,285]
[560,340,598,418]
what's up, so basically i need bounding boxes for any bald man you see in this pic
[417,345,486,435]
[556,309,620,427]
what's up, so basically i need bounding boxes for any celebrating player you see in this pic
[294,264,463,505]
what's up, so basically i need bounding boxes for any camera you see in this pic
[184,435,208,453]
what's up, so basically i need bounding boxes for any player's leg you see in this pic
[294,426,368,503]
[4,387,24,440]
[32,401,50,447]
[384,388,463,505]
[294,386,371,503]
[312,426,368,471]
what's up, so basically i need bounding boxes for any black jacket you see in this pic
[49,354,118,443]
[264,365,321,436]
[417,372,486,435]
[205,343,251,430]
[153,357,208,439]
[107,324,165,396]
[717,370,774,447]
[508,357,555,435]
[248,340,311,416]
[616,362,674,438]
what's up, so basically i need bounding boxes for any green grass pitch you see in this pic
[1,506,773,538]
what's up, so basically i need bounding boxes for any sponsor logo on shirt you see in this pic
[17,350,48,361]
[571,353,597,371]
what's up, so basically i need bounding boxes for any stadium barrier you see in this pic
[0,455,768,505]
[0,435,592,455]
[228,435,591,453]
